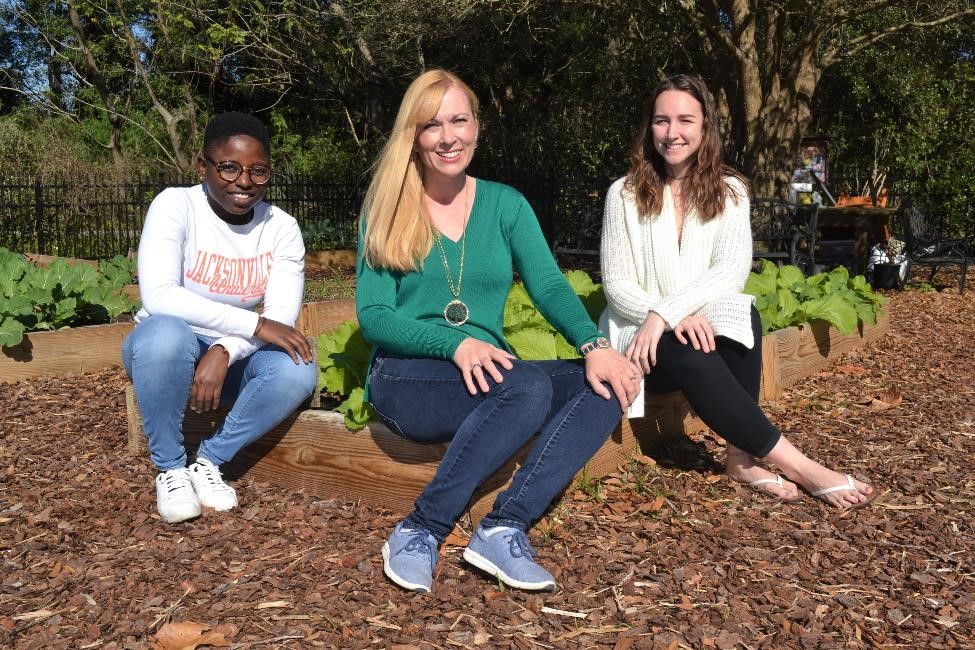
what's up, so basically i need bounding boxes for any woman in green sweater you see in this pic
[357,69,642,594]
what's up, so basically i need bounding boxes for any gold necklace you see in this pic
[432,181,471,326]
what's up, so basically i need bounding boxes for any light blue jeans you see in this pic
[122,314,318,471]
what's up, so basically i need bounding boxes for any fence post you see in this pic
[34,179,45,255]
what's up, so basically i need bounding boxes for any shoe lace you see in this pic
[160,470,191,493]
[505,530,538,560]
[195,462,232,493]
[398,530,437,565]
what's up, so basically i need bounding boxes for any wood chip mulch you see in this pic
[2,280,974,649]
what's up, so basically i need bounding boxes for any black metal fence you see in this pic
[0,174,366,259]
[0,173,611,259]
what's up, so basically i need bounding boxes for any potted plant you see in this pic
[869,236,906,289]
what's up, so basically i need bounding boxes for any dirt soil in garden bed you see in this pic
[2,277,974,649]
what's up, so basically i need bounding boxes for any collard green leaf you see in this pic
[0,294,34,317]
[53,297,78,327]
[507,326,558,360]
[317,320,371,396]
[98,256,135,287]
[95,292,134,318]
[0,256,28,296]
[564,270,599,297]
[579,287,607,324]
[774,287,800,328]
[554,332,580,359]
[503,282,538,333]
[744,260,778,297]
[26,285,54,306]
[0,317,26,347]
[335,387,374,430]
[856,302,878,326]
[776,265,806,289]
[802,293,859,334]
[61,263,100,295]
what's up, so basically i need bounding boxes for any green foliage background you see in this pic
[1,1,972,239]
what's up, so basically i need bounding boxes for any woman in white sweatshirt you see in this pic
[122,112,317,524]
[599,74,876,509]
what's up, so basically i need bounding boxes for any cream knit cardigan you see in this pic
[598,176,755,418]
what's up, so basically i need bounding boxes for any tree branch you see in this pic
[824,9,975,66]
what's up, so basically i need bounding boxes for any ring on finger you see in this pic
[470,363,482,372]
[629,374,639,381]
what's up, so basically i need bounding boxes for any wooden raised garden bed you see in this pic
[1,321,135,384]
[0,300,357,384]
[12,250,891,522]
[124,305,888,524]
[2,261,889,523]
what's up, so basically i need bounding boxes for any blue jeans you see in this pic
[122,314,318,471]
[368,352,623,543]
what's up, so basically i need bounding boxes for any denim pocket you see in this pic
[369,403,405,436]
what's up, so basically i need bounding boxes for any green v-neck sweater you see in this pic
[356,179,602,377]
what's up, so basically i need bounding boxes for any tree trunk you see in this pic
[67,1,126,173]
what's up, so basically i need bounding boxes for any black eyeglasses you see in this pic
[203,155,272,185]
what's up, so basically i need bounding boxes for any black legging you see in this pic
[644,306,781,457]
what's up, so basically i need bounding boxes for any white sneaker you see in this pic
[155,468,202,523]
[189,457,238,511]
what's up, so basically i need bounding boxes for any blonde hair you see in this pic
[362,69,480,272]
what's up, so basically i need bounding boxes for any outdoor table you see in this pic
[814,206,896,273]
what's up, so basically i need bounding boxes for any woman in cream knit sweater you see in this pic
[600,74,876,509]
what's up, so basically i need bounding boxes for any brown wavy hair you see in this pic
[625,74,748,221]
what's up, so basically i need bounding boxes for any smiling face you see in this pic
[414,85,479,183]
[651,89,705,179]
[197,134,270,221]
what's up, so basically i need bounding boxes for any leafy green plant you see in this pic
[301,219,357,252]
[0,248,137,347]
[503,270,606,360]
[744,261,885,334]
[317,320,374,430]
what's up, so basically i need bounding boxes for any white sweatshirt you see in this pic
[135,184,305,364]
[599,176,755,417]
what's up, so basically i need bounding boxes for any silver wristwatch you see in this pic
[579,336,611,356]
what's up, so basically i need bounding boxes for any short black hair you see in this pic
[203,112,270,156]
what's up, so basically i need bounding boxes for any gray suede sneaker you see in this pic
[463,525,556,591]
[381,521,438,593]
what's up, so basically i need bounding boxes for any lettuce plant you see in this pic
[0,248,137,347]
[316,320,374,430]
[744,260,885,334]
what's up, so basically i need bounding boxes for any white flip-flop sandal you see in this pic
[811,474,878,509]
[748,475,800,502]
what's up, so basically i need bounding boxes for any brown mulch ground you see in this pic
[2,280,974,649]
